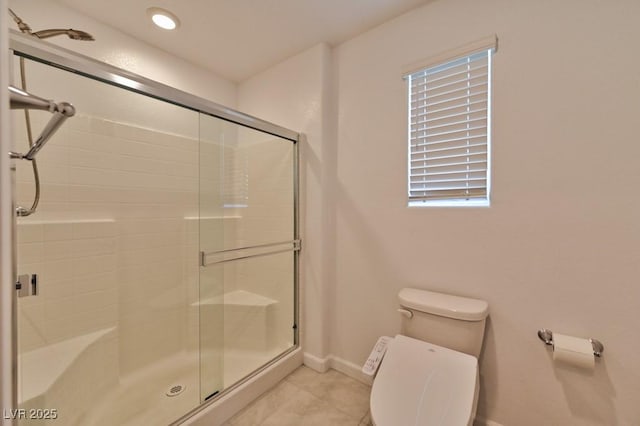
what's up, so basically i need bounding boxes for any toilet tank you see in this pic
[399,288,489,358]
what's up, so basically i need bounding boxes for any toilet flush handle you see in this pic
[397,308,413,319]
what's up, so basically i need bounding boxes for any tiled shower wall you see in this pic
[198,118,295,388]
[15,110,295,377]
[15,112,201,375]
[17,219,117,350]
[235,136,295,353]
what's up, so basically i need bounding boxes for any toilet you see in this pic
[370,288,489,426]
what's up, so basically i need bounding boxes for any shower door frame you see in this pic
[3,29,301,423]
[1,5,18,426]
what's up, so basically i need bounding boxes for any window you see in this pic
[406,38,496,206]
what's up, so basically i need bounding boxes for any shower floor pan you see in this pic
[18,289,289,425]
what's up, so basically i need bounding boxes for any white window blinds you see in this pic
[407,48,493,204]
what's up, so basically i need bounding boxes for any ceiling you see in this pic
[56,0,431,82]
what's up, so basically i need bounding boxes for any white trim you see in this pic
[486,47,493,206]
[409,199,490,208]
[303,352,331,373]
[304,353,374,386]
[403,34,498,77]
[328,355,373,386]
[474,417,504,426]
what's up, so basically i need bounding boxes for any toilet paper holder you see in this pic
[537,328,604,357]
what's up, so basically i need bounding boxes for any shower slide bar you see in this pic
[200,240,301,267]
[8,85,75,161]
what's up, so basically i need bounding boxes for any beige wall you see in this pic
[333,0,640,424]
[237,0,640,424]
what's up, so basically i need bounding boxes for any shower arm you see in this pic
[8,85,76,161]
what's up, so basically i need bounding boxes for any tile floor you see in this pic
[226,366,373,426]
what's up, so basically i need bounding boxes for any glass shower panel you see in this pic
[13,56,201,425]
[199,114,295,397]
[197,114,227,401]
[220,251,295,385]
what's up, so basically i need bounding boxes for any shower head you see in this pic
[32,29,95,41]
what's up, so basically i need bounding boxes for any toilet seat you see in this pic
[370,335,479,426]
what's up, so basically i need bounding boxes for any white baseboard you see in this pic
[303,352,330,372]
[328,355,373,386]
[474,416,504,426]
[303,352,372,386]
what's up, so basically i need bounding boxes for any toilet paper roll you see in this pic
[552,333,595,370]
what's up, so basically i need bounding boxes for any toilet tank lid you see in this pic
[399,288,489,321]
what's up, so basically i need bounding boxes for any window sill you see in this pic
[408,199,490,208]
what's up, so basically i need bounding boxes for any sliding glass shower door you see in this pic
[10,37,298,426]
[13,56,203,426]
[199,114,297,400]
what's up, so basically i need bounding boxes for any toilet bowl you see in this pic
[369,288,488,426]
[370,335,479,426]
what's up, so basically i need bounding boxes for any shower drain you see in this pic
[166,384,186,397]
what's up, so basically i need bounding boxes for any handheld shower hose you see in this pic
[8,8,94,216]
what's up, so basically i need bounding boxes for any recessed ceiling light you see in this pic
[147,7,180,30]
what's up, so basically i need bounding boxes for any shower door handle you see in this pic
[16,273,38,298]
[201,240,301,267]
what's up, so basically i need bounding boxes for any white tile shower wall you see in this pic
[17,220,117,351]
[233,137,295,353]
[198,117,246,394]
[199,118,295,363]
[237,140,294,246]
[15,114,200,380]
[234,254,293,354]
[19,328,118,426]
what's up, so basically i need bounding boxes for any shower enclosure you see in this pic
[6,32,299,425]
